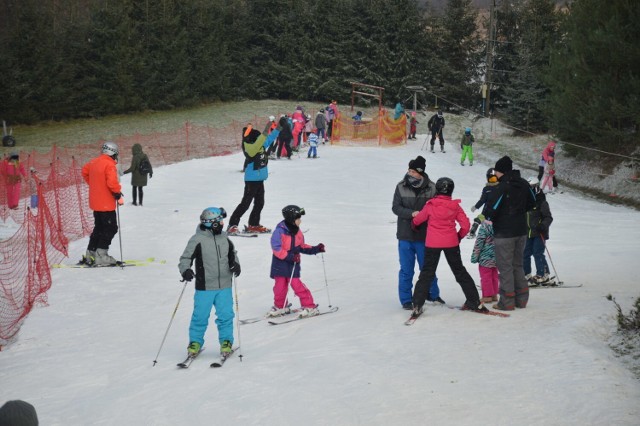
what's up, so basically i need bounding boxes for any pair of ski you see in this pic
[176,347,239,369]
[52,257,165,269]
[240,306,339,325]
[405,304,510,325]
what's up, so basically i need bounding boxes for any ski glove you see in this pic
[182,268,195,282]
[230,262,241,277]
[149,173,153,178]
[316,243,325,253]
[470,205,477,212]
[536,224,546,233]
[291,253,301,264]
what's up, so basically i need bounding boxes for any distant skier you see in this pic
[179,207,241,358]
[409,112,418,139]
[267,205,325,318]
[460,127,474,166]
[427,110,446,153]
[537,140,558,191]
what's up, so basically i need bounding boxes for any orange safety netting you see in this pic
[331,108,407,146]
[0,118,262,347]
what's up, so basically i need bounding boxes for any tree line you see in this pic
[0,0,637,154]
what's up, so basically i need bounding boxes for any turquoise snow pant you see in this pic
[460,145,473,164]
[189,288,234,347]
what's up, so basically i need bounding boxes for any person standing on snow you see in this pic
[427,110,446,153]
[523,177,553,286]
[276,115,293,160]
[460,127,475,166]
[122,143,152,206]
[179,207,241,358]
[410,177,485,316]
[227,121,280,234]
[392,155,444,310]
[1,152,26,209]
[267,205,325,318]
[537,140,558,191]
[81,141,123,266]
[409,112,419,140]
[484,156,536,311]
[315,108,327,142]
[468,168,500,239]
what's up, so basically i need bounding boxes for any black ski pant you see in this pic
[412,246,480,308]
[88,210,118,251]
[430,129,445,150]
[132,185,144,205]
[229,181,265,227]
[277,137,292,159]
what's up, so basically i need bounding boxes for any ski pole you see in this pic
[421,136,428,151]
[282,261,297,312]
[540,235,562,285]
[321,253,332,308]
[232,275,243,362]
[153,280,188,366]
[116,202,124,266]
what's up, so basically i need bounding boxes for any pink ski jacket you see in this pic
[412,195,470,248]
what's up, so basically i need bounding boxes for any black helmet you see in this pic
[486,168,497,183]
[435,177,455,196]
[282,205,305,223]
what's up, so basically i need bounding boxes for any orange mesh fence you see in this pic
[331,108,407,147]
[0,118,262,347]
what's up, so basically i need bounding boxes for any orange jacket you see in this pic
[82,154,122,211]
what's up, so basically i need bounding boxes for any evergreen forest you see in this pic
[0,0,638,155]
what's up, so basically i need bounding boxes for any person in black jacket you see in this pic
[392,155,444,310]
[484,156,536,310]
[427,110,446,153]
[276,116,293,159]
[523,177,553,285]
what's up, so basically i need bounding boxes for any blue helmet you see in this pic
[200,207,227,228]
[465,127,471,134]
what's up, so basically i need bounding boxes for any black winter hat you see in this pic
[408,156,426,173]
[0,400,39,425]
[494,156,513,174]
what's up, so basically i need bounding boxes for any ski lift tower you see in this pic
[405,85,426,113]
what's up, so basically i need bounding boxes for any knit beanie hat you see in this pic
[494,156,513,174]
[408,156,426,173]
[0,400,39,425]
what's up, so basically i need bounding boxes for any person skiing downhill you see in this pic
[410,177,485,316]
[267,205,325,318]
[179,207,241,357]
[460,127,474,166]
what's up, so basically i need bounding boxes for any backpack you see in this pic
[138,157,152,175]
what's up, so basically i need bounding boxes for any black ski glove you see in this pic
[182,268,195,282]
[230,262,241,277]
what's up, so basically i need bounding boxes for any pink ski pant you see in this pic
[273,276,315,309]
[479,265,499,298]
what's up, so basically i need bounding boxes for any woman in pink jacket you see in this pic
[410,177,485,316]
[1,152,27,209]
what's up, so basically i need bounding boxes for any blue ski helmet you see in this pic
[200,207,227,228]
[465,127,471,134]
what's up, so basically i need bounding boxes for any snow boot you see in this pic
[82,249,97,265]
[245,225,271,234]
[187,341,201,355]
[220,340,233,355]
[266,305,292,317]
[299,305,320,318]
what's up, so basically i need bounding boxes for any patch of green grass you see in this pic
[2,100,329,153]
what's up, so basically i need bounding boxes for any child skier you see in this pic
[470,218,499,303]
[307,133,319,158]
[524,177,554,285]
[267,205,325,318]
[409,112,418,140]
[540,159,556,193]
[179,207,241,357]
[460,127,474,166]
[411,177,486,315]
[468,168,500,238]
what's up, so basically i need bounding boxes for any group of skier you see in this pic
[393,151,556,320]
